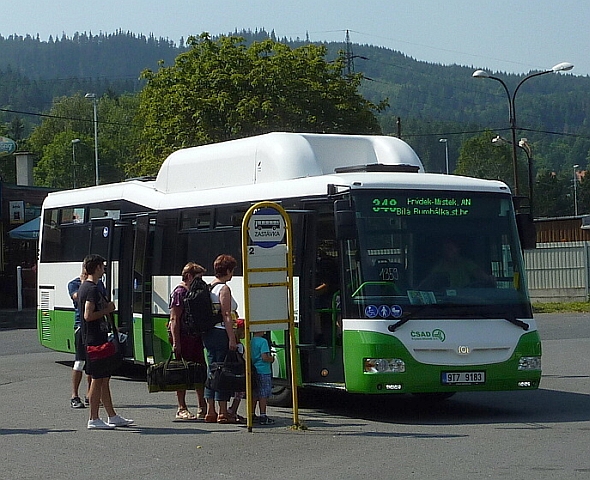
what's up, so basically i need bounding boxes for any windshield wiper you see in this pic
[387,305,432,332]
[387,309,530,332]
[388,315,411,332]
[505,316,529,331]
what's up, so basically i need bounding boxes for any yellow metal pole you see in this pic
[241,201,299,429]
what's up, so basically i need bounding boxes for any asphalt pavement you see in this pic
[2,311,590,479]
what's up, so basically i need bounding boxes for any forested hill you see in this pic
[1,29,589,173]
[0,30,180,79]
[0,31,179,112]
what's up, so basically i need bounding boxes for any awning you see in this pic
[8,216,40,240]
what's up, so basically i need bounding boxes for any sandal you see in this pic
[196,407,207,420]
[204,413,218,423]
[175,408,197,421]
[217,413,237,424]
[225,412,244,424]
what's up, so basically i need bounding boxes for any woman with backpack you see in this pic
[202,254,239,424]
[168,262,208,420]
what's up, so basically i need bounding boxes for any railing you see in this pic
[524,242,589,302]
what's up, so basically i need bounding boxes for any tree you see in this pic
[94,93,141,182]
[455,130,515,189]
[577,171,590,216]
[132,33,386,176]
[534,169,572,217]
[28,93,139,186]
[33,131,95,188]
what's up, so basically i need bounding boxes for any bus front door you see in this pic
[131,214,154,365]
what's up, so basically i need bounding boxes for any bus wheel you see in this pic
[412,392,456,401]
[268,385,292,407]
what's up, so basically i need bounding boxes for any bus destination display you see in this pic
[372,196,473,217]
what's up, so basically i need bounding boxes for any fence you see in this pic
[524,242,589,303]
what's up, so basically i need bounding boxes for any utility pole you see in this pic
[345,30,354,75]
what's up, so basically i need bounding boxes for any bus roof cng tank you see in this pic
[154,132,424,194]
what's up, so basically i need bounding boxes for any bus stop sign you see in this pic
[247,207,285,248]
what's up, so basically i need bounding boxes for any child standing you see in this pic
[250,330,275,425]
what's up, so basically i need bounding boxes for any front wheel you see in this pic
[267,385,292,407]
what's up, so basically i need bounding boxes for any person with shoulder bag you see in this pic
[80,254,133,430]
[168,262,208,420]
[202,254,239,424]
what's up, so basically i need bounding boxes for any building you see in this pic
[0,153,56,308]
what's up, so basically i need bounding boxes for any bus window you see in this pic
[61,207,85,224]
[180,209,212,230]
[345,190,531,319]
[215,207,246,229]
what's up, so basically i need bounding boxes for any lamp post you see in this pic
[439,138,449,174]
[472,62,573,199]
[518,138,533,214]
[71,138,80,188]
[492,135,535,215]
[85,93,99,185]
[573,164,579,216]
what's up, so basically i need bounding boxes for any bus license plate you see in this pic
[442,371,485,385]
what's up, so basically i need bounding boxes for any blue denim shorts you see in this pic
[255,373,272,398]
[202,327,231,402]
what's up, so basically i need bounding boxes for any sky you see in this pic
[2,0,589,76]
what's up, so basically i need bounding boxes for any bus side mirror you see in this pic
[516,213,536,250]
[334,200,355,240]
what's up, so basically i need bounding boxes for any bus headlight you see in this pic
[364,358,406,373]
[518,356,541,370]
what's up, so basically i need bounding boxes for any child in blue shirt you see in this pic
[250,331,275,425]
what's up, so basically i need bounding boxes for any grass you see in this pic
[532,302,590,313]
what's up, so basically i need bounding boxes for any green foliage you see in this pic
[532,302,590,313]
[455,130,514,187]
[132,34,383,176]
[28,93,139,186]
[2,28,590,215]
[33,131,94,188]
[534,169,574,217]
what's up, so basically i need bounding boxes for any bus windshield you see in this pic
[341,189,532,320]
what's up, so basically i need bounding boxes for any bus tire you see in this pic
[267,385,292,407]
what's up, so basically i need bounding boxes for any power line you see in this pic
[0,107,137,128]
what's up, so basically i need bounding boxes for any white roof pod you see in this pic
[154,132,424,194]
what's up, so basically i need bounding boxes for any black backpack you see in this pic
[183,278,222,335]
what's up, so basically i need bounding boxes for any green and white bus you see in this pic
[37,132,541,403]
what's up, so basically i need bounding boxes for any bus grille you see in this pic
[39,290,51,342]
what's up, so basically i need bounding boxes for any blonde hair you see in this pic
[181,262,206,281]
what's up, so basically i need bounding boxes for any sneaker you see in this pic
[84,397,89,407]
[258,415,275,425]
[70,396,85,409]
[107,415,134,427]
[87,418,115,430]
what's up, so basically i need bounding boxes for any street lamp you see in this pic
[492,135,535,215]
[573,164,579,216]
[518,138,533,215]
[472,62,573,199]
[71,138,80,188]
[439,138,449,174]
[85,93,99,185]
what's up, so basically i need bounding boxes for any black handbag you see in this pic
[85,314,123,377]
[206,350,247,392]
[147,352,207,393]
